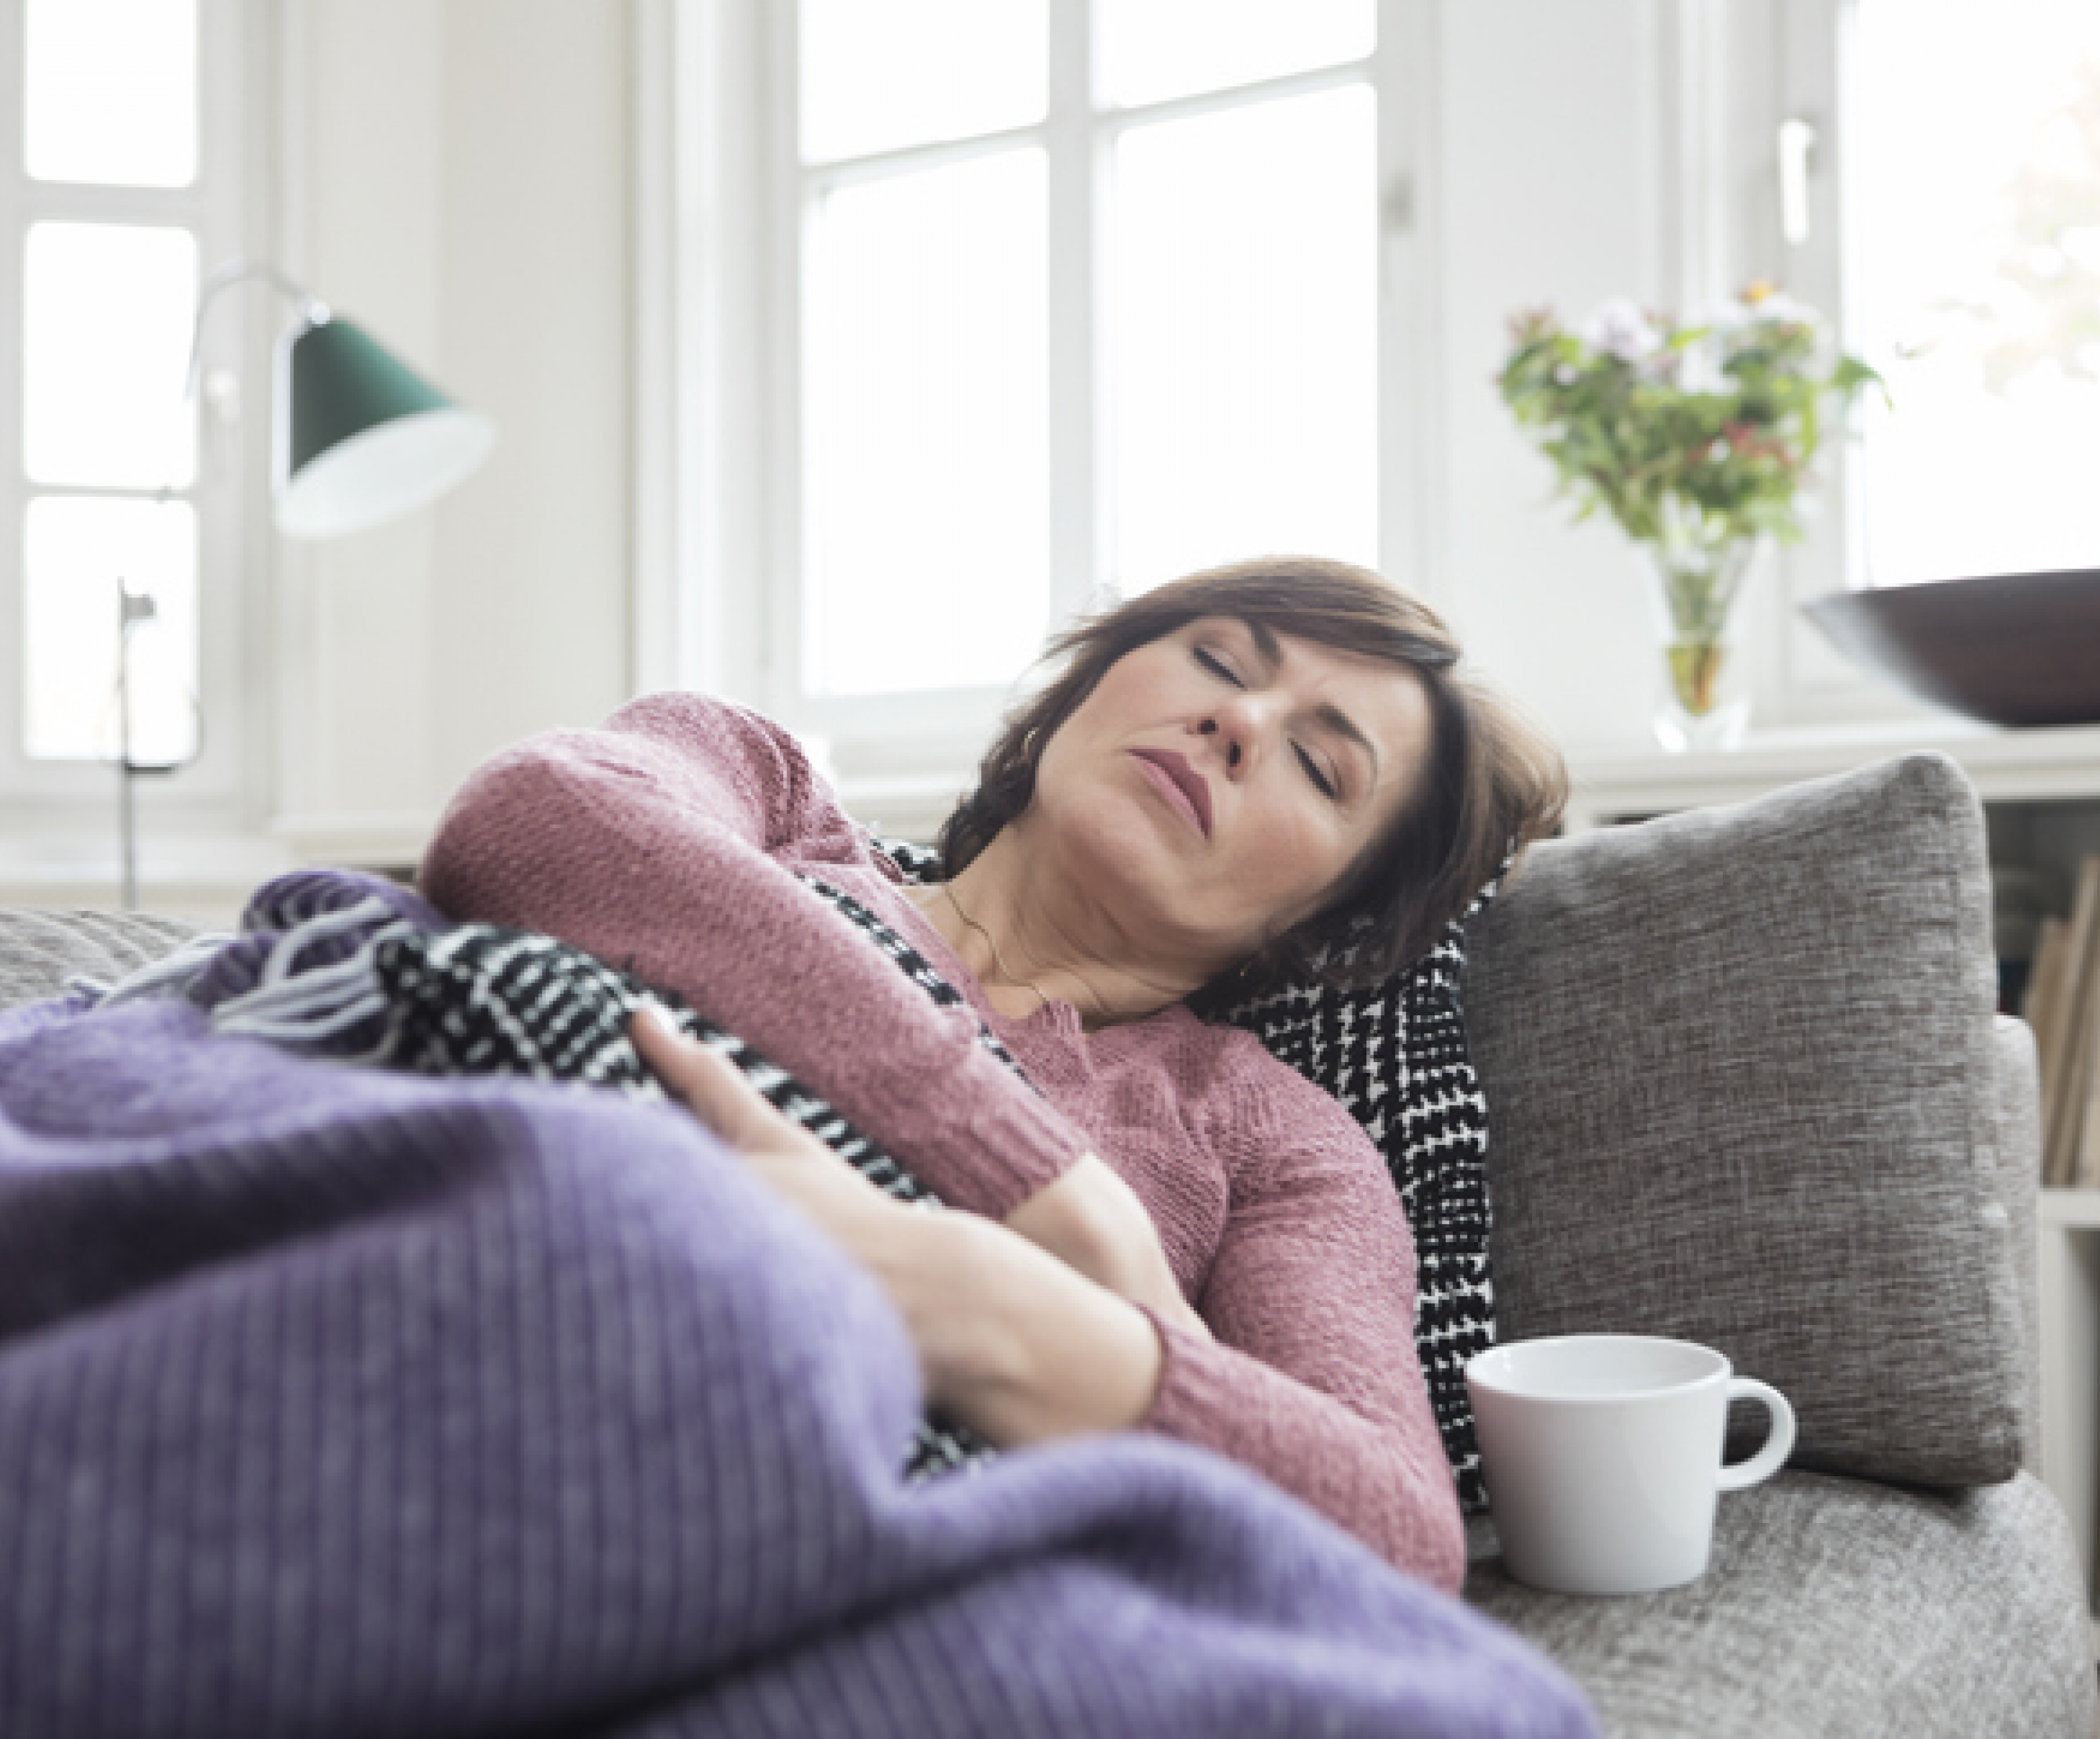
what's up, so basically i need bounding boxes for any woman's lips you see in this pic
[1131,748,1212,838]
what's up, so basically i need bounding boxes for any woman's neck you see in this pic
[914,828,1205,1031]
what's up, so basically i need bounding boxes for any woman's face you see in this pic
[1026,614,1435,973]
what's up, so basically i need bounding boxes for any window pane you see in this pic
[805,152,1049,696]
[1098,0,1372,109]
[25,0,198,187]
[1112,86,1377,591]
[25,223,198,489]
[1854,0,2100,584]
[24,496,198,764]
[801,0,1045,163]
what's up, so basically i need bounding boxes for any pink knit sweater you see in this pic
[419,694,1465,1593]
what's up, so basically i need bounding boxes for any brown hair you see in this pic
[935,554,1568,1001]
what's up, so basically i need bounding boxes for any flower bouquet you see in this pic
[1497,284,1882,748]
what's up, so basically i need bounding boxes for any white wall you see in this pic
[276,0,634,867]
[1432,0,1675,753]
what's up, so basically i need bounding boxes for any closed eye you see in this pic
[1193,645,1243,686]
[1293,743,1339,799]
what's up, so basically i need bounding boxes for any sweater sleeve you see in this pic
[418,692,1087,1215]
[1136,1065,1466,1595]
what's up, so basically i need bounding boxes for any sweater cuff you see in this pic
[930,1071,1082,1219]
[1130,1302,1237,1449]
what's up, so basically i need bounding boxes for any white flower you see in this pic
[1580,298,1663,363]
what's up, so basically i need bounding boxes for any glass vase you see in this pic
[1644,534,1758,752]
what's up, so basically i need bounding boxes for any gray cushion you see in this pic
[1465,1469,2095,1738]
[1468,753,2024,1488]
[0,907,200,1012]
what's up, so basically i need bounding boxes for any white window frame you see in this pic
[1765,0,1890,724]
[0,0,265,846]
[647,1,1936,787]
[644,0,1435,825]
[1736,0,1946,728]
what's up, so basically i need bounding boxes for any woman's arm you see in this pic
[420,694,1085,1218]
[1133,1078,1467,1593]
[633,1009,1168,1440]
[636,1010,1463,1593]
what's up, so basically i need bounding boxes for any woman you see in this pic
[420,556,1565,1595]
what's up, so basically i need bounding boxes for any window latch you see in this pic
[1779,118,1816,247]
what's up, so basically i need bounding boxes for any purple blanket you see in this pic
[0,907,1594,1736]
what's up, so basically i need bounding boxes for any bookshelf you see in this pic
[2040,1189,2100,1613]
[1569,721,2100,1620]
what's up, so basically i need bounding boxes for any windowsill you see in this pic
[0,809,445,930]
[832,773,972,847]
[1564,716,2100,827]
[0,824,295,932]
[270,811,439,876]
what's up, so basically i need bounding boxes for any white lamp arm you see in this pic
[184,258,329,401]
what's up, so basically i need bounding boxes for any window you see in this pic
[1849,0,2100,585]
[771,0,1386,760]
[1,0,245,795]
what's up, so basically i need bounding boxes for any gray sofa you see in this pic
[1463,750,2094,1736]
[0,750,2091,1736]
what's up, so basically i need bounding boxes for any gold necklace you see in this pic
[938,880,1104,1024]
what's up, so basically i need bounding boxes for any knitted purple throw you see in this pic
[0,979,1593,1735]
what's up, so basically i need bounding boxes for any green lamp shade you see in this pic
[274,315,495,539]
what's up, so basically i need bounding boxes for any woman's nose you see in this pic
[1196,712,1249,773]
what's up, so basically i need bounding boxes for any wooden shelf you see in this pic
[2042,1188,2100,1229]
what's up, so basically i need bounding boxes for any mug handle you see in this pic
[1715,1377,1796,1492]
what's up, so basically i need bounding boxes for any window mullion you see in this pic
[1045,0,1099,629]
[18,183,213,226]
[1772,0,1894,720]
[769,0,805,722]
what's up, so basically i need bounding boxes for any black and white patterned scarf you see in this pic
[1209,880,1501,1514]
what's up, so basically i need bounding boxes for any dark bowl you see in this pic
[1800,567,2100,728]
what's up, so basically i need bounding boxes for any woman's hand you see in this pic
[632,1006,1207,1344]
[1005,1157,1213,1343]
[629,1005,1167,1444]
[631,1005,989,1402]
[630,1004,900,1233]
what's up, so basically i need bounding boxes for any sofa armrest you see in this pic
[1466,752,2025,1488]
[0,907,200,1013]
[1992,1014,2042,1475]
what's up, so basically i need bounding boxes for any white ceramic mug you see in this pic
[1465,1334,1796,1596]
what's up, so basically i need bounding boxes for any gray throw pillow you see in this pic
[1465,752,2024,1488]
